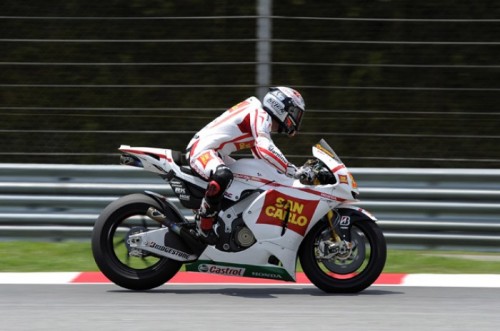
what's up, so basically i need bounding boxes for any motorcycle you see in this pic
[91,139,386,293]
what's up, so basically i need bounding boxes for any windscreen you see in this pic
[314,139,343,164]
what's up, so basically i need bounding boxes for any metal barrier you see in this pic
[1,164,499,251]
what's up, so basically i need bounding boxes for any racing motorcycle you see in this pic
[91,139,386,293]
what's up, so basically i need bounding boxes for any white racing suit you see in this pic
[186,96,297,181]
[186,97,298,236]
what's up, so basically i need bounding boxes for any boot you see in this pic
[196,198,219,245]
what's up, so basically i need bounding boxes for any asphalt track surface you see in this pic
[1,284,500,331]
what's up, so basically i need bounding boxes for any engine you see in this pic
[215,216,256,252]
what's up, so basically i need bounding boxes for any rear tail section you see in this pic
[119,145,175,175]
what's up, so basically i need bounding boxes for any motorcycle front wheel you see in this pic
[299,220,387,293]
[91,193,183,290]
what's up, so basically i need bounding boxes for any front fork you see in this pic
[317,210,354,260]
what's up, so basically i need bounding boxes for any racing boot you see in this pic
[196,172,232,245]
[196,197,219,245]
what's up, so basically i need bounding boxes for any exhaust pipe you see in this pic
[146,207,206,254]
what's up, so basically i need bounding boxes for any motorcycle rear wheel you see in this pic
[299,220,387,293]
[91,193,183,290]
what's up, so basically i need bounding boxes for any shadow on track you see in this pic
[108,286,403,299]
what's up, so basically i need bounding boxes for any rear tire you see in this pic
[91,193,183,290]
[299,220,386,293]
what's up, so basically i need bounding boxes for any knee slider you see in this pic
[211,165,233,192]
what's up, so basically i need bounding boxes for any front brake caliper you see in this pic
[318,211,353,260]
[317,237,353,261]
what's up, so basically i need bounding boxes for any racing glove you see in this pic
[294,166,316,184]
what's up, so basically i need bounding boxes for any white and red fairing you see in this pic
[119,142,362,280]
[118,143,359,205]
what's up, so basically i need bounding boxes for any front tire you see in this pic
[91,193,183,290]
[299,220,387,293]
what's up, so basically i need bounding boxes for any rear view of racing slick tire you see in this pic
[299,219,387,293]
[92,193,183,290]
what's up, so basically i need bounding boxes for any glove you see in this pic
[295,166,316,184]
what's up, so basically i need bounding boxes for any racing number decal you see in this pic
[257,191,319,236]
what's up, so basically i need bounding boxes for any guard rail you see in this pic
[1,164,499,251]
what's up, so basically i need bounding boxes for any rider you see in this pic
[186,86,313,243]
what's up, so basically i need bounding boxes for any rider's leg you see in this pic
[189,150,233,237]
[198,164,233,232]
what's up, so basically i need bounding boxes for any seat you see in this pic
[170,150,200,177]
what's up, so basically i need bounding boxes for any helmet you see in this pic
[262,86,305,135]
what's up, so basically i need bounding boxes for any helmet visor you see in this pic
[288,106,304,130]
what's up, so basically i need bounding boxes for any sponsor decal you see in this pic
[198,264,245,276]
[198,151,212,168]
[268,97,285,111]
[257,191,319,236]
[348,172,358,189]
[339,175,349,185]
[171,180,190,200]
[170,179,184,188]
[251,272,283,279]
[147,242,191,260]
[237,142,254,150]
[267,145,288,165]
[340,216,351,226]
[178,194,190,201]
[174,187,186,194]
[314,143,335,158]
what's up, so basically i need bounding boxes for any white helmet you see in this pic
[262,86,305,135]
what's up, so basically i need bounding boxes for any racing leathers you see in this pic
[187,96,297,179]
[186,97,298,239]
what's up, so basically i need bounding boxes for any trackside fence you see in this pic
[1,164,500,251]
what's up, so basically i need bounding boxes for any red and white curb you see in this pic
[1,272,500,287]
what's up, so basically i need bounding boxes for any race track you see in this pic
[1,284,499,331]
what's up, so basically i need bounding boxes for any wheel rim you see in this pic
[105,211,165,272]
[314,224,374,279]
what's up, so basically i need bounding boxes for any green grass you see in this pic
[1,241,500,273]
[0,241,98,272]
[384,250,500,274]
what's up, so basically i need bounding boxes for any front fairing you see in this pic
[312,140,359,202]
[225,141,359,205]
[225,154,356,245]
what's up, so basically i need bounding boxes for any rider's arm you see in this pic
[250,110,297,177]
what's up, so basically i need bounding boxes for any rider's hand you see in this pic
[295,166,316,184]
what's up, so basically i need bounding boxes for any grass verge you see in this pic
[1,241,499,273]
